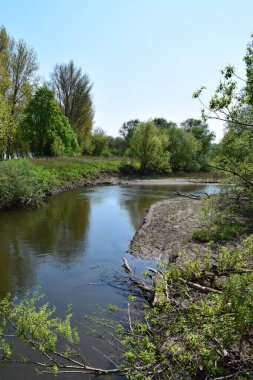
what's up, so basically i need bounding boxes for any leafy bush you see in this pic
[0,160,48,208]
[101,149,112,158]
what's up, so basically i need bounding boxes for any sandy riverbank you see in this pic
[120,177,216,186]
[130,197,213,262]
[48,176,217,195]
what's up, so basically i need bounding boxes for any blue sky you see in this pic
[1,0,253,140]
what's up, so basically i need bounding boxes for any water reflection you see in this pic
[119,184,210,230]
[0,191,90,298]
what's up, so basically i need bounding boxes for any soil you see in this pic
[48,176,213,195]
[130,197,213,263]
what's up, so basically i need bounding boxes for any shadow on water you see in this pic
[0,183,218,380]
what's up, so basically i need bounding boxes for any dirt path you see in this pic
[130,197,212,262]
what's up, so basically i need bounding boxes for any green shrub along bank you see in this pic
[0,160,49,208]
[0,157,134,209]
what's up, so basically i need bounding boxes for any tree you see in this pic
[192,34,253,226]
[0,26,12,98]
[21,87,78,156]
[166,126,200,171]
[130,121,170,173]
[0,26,38,158]
[0,94,10,159]
[119,119,140,153]
[180,118,215,169]
[153,117,177,131]
[91,128,109,156]
[153,118,201,172]
[51,61,94,152]
[111,136,125,156]
[193,36,253,176]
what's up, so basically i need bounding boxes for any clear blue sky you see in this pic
[1,0,253,140]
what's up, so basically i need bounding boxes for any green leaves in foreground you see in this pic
[118,234,253,379]
[1,235,253,379]
[0,292,79,371]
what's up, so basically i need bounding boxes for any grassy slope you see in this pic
[32,156,126,188]
[0,157,132,209]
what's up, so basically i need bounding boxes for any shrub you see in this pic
[101,149,112,158]
[0,160,47,208]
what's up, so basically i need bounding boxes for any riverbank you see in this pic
[130,197,213,262]
[0,157,220,209]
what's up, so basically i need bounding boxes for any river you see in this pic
[0,183,218,379]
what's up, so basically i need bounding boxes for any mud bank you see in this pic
[130,197,212,262]
[48,176,214,195]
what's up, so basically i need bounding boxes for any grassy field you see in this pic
[32,156,128,185]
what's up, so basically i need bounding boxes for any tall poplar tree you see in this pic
[51,61,94,152]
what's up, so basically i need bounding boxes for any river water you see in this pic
[0,183,218,379]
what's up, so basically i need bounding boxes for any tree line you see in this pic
[0,25,217,173]
[0,26,94,158]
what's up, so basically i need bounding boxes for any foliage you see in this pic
[51,60,94,152]
[0,160,48,208]
[193,36,253,188]
[0,292,80,373]
[1,26,95,158]
[91,127,109,156]
[180,118,215,169]
[119,119,140,153]
[130,121,170,173]
[0,26,38,158]
[116,234,253,379]
[1,234,253,378]
[108,136,125,156]
[166,125,201,171]
[0,157,127,209]
[153,117,177,131]
[0,94,11,157]
[192,223,247,243]
[21,87,79,156]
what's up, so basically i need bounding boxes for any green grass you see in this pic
[192,223,247,243]
[32,156,132,185]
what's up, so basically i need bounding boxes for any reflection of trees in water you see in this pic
[120,186,162,231]
[0,191,91,298]
[120,184,208,231]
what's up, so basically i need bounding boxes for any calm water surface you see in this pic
[0,183,217,379]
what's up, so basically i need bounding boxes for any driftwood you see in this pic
[122,258,152,293]
[175,191,203,199]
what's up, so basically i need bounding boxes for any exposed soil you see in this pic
[130,197,213,262]
[48,176,214,195]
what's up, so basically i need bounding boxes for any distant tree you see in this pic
[0,26,39,158]
[21,87,78,156]
[119,119,140,153]
[111,136,125,156]
[107,136,115,150]
[180,118,215,168]
[164,126,201,171]
[130,121,170,173]
[91,128,109,156]
[153,118,201,171]
[153,118,177,130]
[51,61,94,152]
